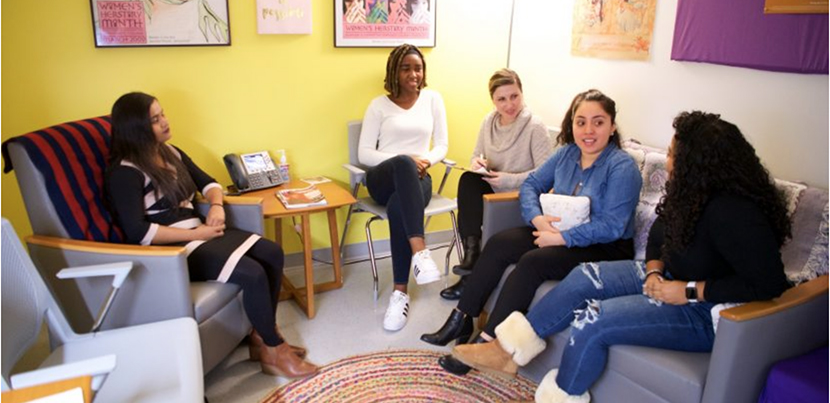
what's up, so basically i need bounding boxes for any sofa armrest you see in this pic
[26,235,194,334]
[720,275,828,321]
[482,191,523,244]
[195,196,264,235]
[701,275,829,403]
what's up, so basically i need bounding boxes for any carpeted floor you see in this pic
[260,349,537,403]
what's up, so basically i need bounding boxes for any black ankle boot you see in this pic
[452,236,481,276]
[438,334,486,375]
[439,276,467,300]
[420,309,473,346]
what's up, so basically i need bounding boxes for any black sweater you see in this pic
[646,194,790,303]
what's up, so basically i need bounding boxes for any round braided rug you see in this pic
[260,349,537,403]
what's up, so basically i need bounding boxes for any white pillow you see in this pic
[539,194,591,231]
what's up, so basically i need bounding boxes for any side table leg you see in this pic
[301,213,315,318]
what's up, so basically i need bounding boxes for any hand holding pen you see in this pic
[471,153,488,171]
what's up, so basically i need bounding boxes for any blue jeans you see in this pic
[366,155,432,284]
[526,260,716,395]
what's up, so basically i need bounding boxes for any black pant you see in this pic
[366,155,432,284]
[228,239,285,346]
[456,226,633,337]
[456,171,495,239]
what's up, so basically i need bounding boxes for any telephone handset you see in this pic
[223,151,288,193]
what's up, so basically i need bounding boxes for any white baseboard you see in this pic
[283,229,458,268]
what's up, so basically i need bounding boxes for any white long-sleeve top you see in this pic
[357,89,449,167]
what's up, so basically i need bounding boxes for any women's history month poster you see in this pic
[91,0,230,47]
[335,0,436,47]
[571,0,657,60]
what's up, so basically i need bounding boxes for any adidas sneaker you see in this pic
[383,290,410,331]
[412,249,441,285]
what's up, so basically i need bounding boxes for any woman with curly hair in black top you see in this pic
[449,111,791,403]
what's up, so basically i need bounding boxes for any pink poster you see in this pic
[335,0,436,47]
[96,1,147,45]
[257,0,313,34]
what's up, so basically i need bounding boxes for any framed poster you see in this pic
[334,0,436,48]
[90,0,230,47]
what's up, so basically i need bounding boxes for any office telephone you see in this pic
[223,151,288,193]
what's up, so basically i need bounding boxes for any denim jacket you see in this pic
[520,142,642,248]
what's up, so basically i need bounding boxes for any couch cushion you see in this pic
[190,282,242,323]
[781,187,829,283]
[633,152,667,260]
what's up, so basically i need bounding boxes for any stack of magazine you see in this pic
[276,184,327,209]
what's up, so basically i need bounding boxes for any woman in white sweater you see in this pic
[358,43,449,332]
[438,68,552,302]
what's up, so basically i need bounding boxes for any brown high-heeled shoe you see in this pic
[249,330,307,361]
[260,342,319,378]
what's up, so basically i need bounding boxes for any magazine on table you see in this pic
[276,184,328,209]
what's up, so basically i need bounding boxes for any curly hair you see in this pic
[656,111,791,259]
[556,89,622,147]
[383,43,427,98]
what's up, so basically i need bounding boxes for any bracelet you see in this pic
[210,203,223,208]
[644,269,663,280]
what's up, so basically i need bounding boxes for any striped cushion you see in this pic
[3,116,123,242]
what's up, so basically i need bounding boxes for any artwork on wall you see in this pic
[571,0,657,61]
[257,0,312,34]
[672,0,828,74]
[90,0,230,47]
[334,0,436,47]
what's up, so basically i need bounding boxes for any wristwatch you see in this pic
[685,281,698,303]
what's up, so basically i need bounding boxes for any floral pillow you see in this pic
[633,152,667,260]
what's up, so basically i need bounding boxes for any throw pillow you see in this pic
[539,194,591,231]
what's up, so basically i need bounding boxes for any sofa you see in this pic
[479,139,829,403]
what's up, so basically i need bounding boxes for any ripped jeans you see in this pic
[525,260,716,395]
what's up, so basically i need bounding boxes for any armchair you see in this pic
[2,116,263,374]
[2,218,204,402]
[340,120,462,300]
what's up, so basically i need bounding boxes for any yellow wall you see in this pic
[2,1,512,252]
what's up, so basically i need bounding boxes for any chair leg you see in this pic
[449,211,463,262]
[339,204,356,262]
[365,216,381,301]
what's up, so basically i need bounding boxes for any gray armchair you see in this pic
[478,191,829,403]
[2,116,263,374]
[2,218,204,402]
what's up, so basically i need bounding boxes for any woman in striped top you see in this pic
[105,92,317,379]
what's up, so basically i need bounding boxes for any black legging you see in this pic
[226,239,285,347]
[456,171,495,239]
[456,226,633,337]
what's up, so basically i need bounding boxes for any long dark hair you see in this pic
[384,43,427,98]
[656,111,791,258]
[556,89,622,147]
[109,92,196,206]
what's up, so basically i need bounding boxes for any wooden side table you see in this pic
[246,180,356,318]
[1,375,92,403]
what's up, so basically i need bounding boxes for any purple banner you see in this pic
[672,0,828,74]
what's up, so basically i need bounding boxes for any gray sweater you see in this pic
[471,107,552,192]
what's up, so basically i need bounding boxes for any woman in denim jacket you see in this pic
[421,89,642,376]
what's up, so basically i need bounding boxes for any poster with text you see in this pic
[571,0,657,60]
[334,0,436,47]
[91,0,230,47]
[258,0,312,34]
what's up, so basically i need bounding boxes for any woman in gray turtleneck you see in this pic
[439,68,553,301]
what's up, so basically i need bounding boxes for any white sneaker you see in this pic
[412,249,441,285]
[383,290,410,331]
